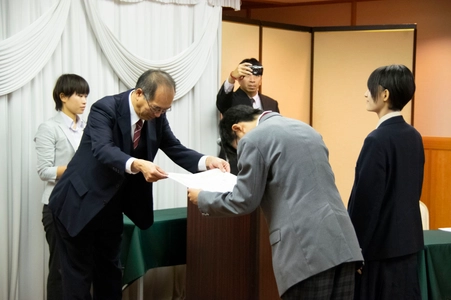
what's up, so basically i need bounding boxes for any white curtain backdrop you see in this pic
[0,0,240,299]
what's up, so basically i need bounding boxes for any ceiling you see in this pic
[238,0,373,10]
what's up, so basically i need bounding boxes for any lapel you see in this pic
[53,112,79,151]
[117,90,132,155]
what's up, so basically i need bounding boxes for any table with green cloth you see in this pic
[121,207,187,287]
[418,230,451,300]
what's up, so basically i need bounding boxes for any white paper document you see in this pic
[167,169,237,193]
[438,227,451,232]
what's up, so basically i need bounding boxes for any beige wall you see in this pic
[225,0,451,138]
[220,22,260,88]
[261,28,311,123]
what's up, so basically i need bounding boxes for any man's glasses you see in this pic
[147,102,171,114]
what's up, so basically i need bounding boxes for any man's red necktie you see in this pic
[133,119,143,149]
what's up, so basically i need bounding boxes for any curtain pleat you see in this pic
[83,0,221,100]
[118,0,241,11]
[0,0,71,96]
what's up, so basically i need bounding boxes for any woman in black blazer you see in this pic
[348,65,424,300]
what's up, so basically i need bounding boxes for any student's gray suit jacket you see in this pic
[197,112,363,296]
[35,112,81,204]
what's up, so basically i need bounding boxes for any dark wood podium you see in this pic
[186,201,280,299]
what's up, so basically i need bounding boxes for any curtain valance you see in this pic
[0,0,240,97]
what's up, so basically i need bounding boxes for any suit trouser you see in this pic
[42,204,63,300]
[354,253,420,300]
[282,262,356,300]
[54,196,123,300]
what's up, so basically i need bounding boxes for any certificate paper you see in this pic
[168,169,237,193]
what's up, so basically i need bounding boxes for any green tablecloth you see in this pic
[121,207,187,286]
[418,230,451,300]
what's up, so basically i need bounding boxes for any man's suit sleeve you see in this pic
[216,82,234,114]
[87,101,131,172]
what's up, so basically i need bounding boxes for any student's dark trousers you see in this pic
[42,204,63,300]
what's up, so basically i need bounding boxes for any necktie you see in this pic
[133,119,143,149]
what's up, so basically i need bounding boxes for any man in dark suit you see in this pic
[216,57,279,115]
[216,58,279,174]
[48,69,229,300]
[348,65,424,300]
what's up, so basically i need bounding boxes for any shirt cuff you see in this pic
[126,157,138,174]
[223,80,234,93]
[198,156,208,171]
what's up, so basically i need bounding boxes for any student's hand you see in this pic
[187,188,202,205]
[205,156,230,173]
[131,159,168,182]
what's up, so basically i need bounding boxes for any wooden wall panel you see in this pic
[420,137,451,229]
[186,201,258,299]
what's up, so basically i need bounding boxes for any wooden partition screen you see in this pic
[312,26,416,205]
[421,137,451,229]
[261,25,311,123]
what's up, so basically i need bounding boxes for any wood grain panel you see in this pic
[186,201,258,299]
[420,137,451,229]
[256,210,280,300]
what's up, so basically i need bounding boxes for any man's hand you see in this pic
[187,188,202,205]
[229,62,253,82]
[131,159,168,182]
[205,156,230,173]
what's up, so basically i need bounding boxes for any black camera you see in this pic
[250,65,263,76]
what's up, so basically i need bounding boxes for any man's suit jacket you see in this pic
[35,112,81,204]
[348,116,424,261]
[216,83,279,114]
[49,90,203,237]
[197,113,363,296]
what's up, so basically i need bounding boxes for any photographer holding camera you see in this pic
[216,58,279,174]
[216,58,279,115]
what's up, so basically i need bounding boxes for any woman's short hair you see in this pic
[53,74,90,111]
[367,64,415,111]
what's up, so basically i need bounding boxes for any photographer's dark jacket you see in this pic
[216,83,279,114]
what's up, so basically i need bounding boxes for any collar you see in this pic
[256,110,273,126]
[59,111,85,130]
[376,111,402,128]
[129,90,141,126]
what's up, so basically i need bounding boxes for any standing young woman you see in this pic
[34,74,89,300]
[348,65,424,300]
